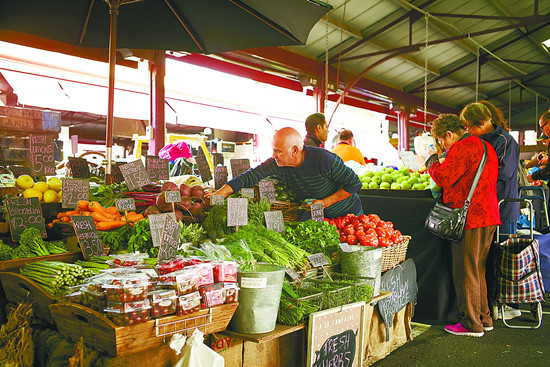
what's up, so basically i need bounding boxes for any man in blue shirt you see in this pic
[213,127,362,218]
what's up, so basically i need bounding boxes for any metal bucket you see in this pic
[229,263,285,334]
[338,246,382,296]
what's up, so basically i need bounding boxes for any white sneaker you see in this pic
[497,305,522,320]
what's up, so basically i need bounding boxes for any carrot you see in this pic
[52,219,60,223]
[89,201,107,213]
[60,216,71,222]
[105,206,119,215]
[65,209,81,216]
[96,221,125,231]
[80,211,93,216]
[47,223,54,228]
[57,212,68,219]
[91,212,115,222]
[77,201,90,211]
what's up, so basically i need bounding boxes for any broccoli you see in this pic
[20,228,49,257]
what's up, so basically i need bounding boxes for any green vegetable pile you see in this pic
[283,220,340,264]
[299,280,353,309]
[179,222,204,244]
[278,282,323,325]
[0,228,68,261]
[127,218,158,258]
[0,240,13,261]
[20,261,95,296]
[267,177,297,202]
[98,224,131,253]
[20,228,49,257]
[89,182,129,208]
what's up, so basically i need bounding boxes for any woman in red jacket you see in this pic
[426,114,501,337]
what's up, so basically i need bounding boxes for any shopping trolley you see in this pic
[493,198,545,329]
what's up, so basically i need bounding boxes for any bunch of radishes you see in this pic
[143,182,210,224]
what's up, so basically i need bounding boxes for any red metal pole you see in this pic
[148,50,166,156]
[105,0,120,184]
[397,109,410,151]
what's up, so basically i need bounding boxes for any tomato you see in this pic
[346,235,358,245]
[365,235,379,247]
[376,220,386,228]
[340,235,347,243]
[355,229,366,238]
[366,228,377,237]
[357,235,368,246]
[328,220,335,227]
[364,221,376,229]
[354,223,365,231]
[324,218,330,222]
[341,216,351,226]
[379,238,391,247]
[334,218,344,229]
[385,221,394,230]
[350,217,360,226]
[358,214,369,225]
[375,228,386,238]
[367,214,381,225]
[343,224,355,236]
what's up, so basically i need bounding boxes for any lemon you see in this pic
[15,174,34,190]
[47,177,62,192]
[43,190,58,203]
[23,188,43,201]
[33,181,50,193]
[57,189,62,199]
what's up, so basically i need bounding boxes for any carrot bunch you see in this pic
[48,200,144,230]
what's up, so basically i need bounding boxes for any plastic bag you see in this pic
[173,329,224,367]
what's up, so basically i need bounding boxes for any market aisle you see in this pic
[372,295,550,366]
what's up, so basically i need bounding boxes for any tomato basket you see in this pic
[381,235,411,272]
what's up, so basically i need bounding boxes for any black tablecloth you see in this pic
[360,194,458,324]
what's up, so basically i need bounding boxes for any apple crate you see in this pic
[49,301,238,357]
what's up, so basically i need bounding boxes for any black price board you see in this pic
[230,158,250,178]
[195,154,212,182]
[9,165,31,177]
[5,197,46,242]
[29,134,55,176]
[71,215,104,260]
[158,214,181,262]
[211,195,224,206]
[227,197,248,227]
[307,253,329,268]
[241,188,255,199]
[377,259,417,341]
[119,159,150,190]
[62,178,89,209]
[165,190,181,203]
[308,302,366,367]
[258,180,276,203]
[310,203,324,222]
[0,143,5,166]
[146,155,169,182]
[116,198,136,211]
[68,157,90,179]
[264,210,285,233]
[111,163,124,184]
[214,166,228,190]
[149,213,176,247]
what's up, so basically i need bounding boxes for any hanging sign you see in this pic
[227,197,248,227]
[5,197,47,242]
[146,155,169,182]
[9,166,31,177]
[398,151,421,171]
[259,180,276,203]
[119,160,150,190]
[214,166,228,190]
[62,178,89,209]
[71,215,104,260]
[158,214,181,262]
[29,134,55,176]
[230,158,250,178]
[264,211,285,233]
[195,154,213,182]
[68,157,90,179]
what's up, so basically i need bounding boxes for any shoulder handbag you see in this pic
[424,140,487,241]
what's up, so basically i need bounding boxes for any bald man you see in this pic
[213,127,363,218]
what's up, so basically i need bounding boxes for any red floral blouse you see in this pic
[428,135,501,229]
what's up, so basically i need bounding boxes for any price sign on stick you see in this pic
[339,243,354,253]
[5,197,46,242]
[29,134,55,176]
[211,195,224,206]
[62,179,89,209]
[308,253,329,268]
[146,156,169,182]
[264,211,285,233]
[119,160,150,190]
[230,158,250,178]
[241,188,255,199]
[195,154,213,182]
[259,180,276,203]
[227,197,248,227]
[165,190,181,203]
[68,157,90,178]
[158,215,181,262]
[149,213,175,247]
[71,215,104,260]
[116,198,136,211]
[214,166,228,190]
[310,203,324,222]
[285,268,299,281]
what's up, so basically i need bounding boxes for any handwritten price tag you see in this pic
[116,198,136,211]
[285,268,299,281]
[211,195,224,206]
[310,202,324,222]
[241,188,255,199]
[307,253,329,268]
[62,178,89,209]
[338,243,353,253]
[165,190,181,203]
[227,197,248,227]
[264,211,285,233]
[72,215,103,260]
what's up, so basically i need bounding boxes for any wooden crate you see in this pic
[0,251,83,273]
[49,302,239,357]
[0,271,59,323]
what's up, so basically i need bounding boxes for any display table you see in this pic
[359,194,457,324]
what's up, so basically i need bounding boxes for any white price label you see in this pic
[240,277,268,289]
[308,253,329,268]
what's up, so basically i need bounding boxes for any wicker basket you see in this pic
[381,235,411,272]
[270,200,305,222]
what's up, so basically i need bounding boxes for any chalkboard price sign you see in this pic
[230,158,250,178]
[241,188,255,199]
[308,302,365,367]
[214,166,228,190]
[195,154,213,182]
[145,156,169,182]
[71,215,104,260]
[9,166,31,177]
[111,163,124,184]
[119,160,150,190]
[377,258,417,341]
[264,210,285,233]
[68,157,90,178]
[227,197,248,227]
[62,178,89,209]
[211,195,224,206]
[149,213,176,247]
[29,134,55,176]
[307,253,329,268]
[158,215,181,262]
[5,197,47,242]
[0,143,5,166]
[258,180,276,203]
[165,190,181,203]
[116,198,136,211]
[310,203,324,222]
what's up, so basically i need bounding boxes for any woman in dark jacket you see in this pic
[426,114,501,337]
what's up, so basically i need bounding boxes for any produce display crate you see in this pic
[312,272,375,304]
[294,279,353,309]
[49,301,238,357]
[270,200,305,222]
[278,287,324,326]
[381,236,411,272]
[0,271,59,323]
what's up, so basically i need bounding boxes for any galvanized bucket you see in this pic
[338,246,382,297]
[229,263,285,334]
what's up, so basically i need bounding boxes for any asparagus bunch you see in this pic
[20,261,95,296]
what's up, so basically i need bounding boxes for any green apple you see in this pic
[368,182,379,189]
[401,181,411,190]
[412,183,425,190]
[408,177,418,186]
[399,166,410,176]
[364,171,374,178]
[391,182,401,190]
[362,183,370,189]
[380,181,390,189]
[381,174,393,183]
[397,176,408,183]
[372,175,382,185]
[411,172,421,179]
